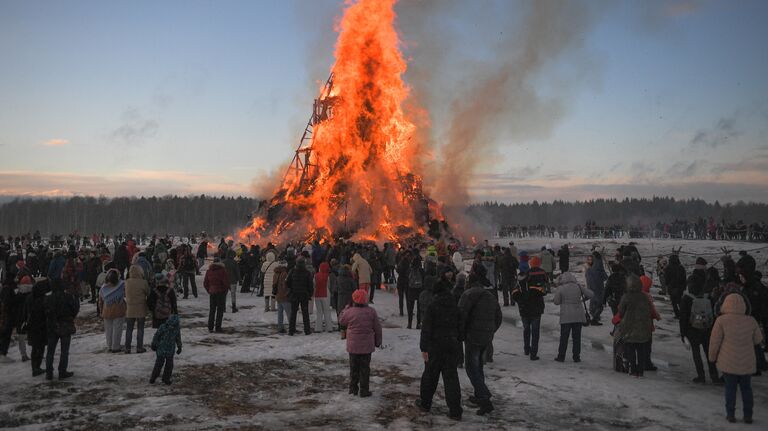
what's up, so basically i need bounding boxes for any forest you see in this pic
[0,195,767,236]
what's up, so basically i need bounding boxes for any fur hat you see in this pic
[352,289,368,305]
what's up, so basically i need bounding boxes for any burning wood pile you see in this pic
[238,0,448,244]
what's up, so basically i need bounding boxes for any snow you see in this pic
[0,238,766,430]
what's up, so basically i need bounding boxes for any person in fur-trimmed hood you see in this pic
[709,294,763,424]
[204,259,229,333]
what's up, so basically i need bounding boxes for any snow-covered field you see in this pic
[0,238,766,430]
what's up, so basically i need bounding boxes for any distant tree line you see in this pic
[2,195,767,237]
[466,197,768,227]
[0,195,258,236]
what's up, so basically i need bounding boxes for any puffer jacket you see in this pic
[539,252,555,273]
[709,294,764,375]
[151,314,182,357]
[203,263,230,294]
[261,252,278,298]
[125,265,149,319]
[351,253,372,285]
[458,283,502,346]
[553,272,593,324]
[420,288,464,352]
[617,279,653,343]
[287,260,314,301]
[512,275,545,319]
[339,304,382,354]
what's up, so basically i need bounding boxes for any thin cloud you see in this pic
[690,113,743,148]
[43,139,69,147]
[663,1,703,17]
[110,108,159,146]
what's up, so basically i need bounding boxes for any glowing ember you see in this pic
[238,0,445,244]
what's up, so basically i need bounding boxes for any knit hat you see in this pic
[352,289,368,305]
[529,256,541,268]
[518,261,530,273]
[639,275,652,293]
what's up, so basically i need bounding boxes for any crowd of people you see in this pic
[0,233,766,423]
[499,218,768,242]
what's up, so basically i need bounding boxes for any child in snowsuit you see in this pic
[150,314,182,385]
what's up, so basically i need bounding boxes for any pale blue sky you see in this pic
[1,0,766,202]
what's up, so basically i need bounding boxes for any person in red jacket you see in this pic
[314,262,333,333]
[203,259,229,333]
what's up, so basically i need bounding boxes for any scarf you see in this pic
[100,280,125,305]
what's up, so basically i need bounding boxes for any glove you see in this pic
[176,347,182,355]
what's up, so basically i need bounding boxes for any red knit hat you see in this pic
[640,275,652,293]
[352,289,368,305]
[529,256,541,268]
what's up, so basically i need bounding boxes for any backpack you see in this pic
[690,295,714,329]
[408,267,423,290]
[154,287,172,320]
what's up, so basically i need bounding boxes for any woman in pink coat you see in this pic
[339,289,382,397]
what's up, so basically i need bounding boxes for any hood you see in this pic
[318,262,330,274]
[265,252,275,263]
[559,272,577,285]
[128,264,144,280]
[352,253,362,264]
[166,314,180,329]
[209,262,225,272]
[721,293,746,315]
[669,254,681,266]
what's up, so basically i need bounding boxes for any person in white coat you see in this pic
[260,252,278,312]
[553,272,593,362]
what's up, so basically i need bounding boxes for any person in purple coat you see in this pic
[339,289,382,397]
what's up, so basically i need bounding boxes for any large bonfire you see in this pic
[238,0,445,244]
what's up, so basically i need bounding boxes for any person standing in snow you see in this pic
[150,314,182,385]
[260,251,278,312]
[313,262,333,333]
[680,271,720,383]
[223,250,240,313]
[24,279,50,376]
[406,257,424,329]
[351,252,372,292]
[396,251,411,316]
[512,259,545,361]
[203,258,229,333]
[287,258,314,336]
[458,271,502,416]
[124,265,149,353]
[539,245,555,287]
[557,244,570,274]
[585,253,608,325]
[99,269,126,353]
[553,272,593,363]
[273,262,291,333]
[44,279,79,380]
[665,254,687,319]
[339,289,382,398]
[616,275,653,377]
[709,294,763,424]
[416,276,464,421]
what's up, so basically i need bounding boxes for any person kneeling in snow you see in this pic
[339,289,382,397]
[150,314,182,385]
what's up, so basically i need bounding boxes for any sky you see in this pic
[0,0,766,203]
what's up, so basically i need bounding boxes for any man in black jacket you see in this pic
[665,254,687,319]
[44,279,79,380]
[287,258,314,336]
[512,262,545,360]
[416,278,464,421]
[458,271,502,416]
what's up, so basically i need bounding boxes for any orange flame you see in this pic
[239,0,443,245]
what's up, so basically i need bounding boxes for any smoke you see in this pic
[428,0,597,205]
